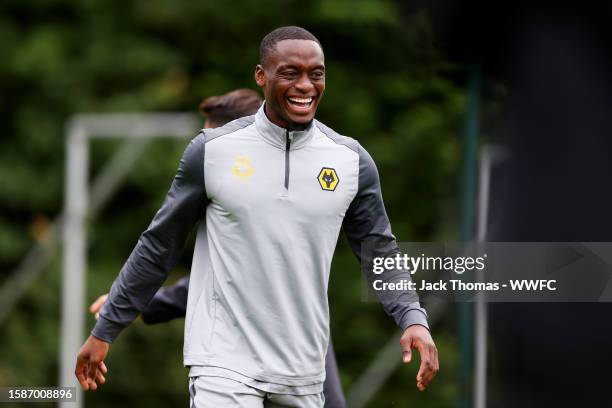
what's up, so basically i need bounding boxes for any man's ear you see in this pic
[255,64,266,87]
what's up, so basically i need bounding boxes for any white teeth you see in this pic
[288,97,313,104]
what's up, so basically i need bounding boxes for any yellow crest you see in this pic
[232,155,254,179]
[317,167,339,191]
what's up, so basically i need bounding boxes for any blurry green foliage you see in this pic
[0,1,467,406]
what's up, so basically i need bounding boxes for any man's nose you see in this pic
[294,74,314,93]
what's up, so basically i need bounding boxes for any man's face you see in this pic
[255,39,325,128]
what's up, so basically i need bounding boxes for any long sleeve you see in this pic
[342,143,429,331]
[141,276,190,324]
[92,133,207,343]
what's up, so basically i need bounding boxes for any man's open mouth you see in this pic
[287,96,314,109]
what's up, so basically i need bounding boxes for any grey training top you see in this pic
[93,104,428,389]
[141,276,346,402]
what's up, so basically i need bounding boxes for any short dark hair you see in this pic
[199,89,262,126]
[259,26,322,66]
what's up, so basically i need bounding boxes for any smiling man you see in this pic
[75,26,438,408]
[256,32,325,128]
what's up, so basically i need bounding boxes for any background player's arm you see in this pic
[342,143,439,391]
[75,133,207,391]
[141,276,189,324]
[88,275,190,324]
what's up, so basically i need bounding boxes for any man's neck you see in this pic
[264,104,312,131]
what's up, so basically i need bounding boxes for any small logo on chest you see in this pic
[317,167,339,191]
[232,155,254,179]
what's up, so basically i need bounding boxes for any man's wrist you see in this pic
[399,308,430,332]
[91,315,125,344]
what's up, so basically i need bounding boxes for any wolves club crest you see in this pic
[317,167,339,191]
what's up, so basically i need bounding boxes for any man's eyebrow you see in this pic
[276,63,325,71]
[276,63,298,71]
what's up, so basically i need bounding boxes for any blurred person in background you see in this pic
[75,26,437,407]
[88,87,346,408]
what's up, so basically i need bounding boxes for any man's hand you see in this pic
[89,294,108,320]
[400,324,439,391]
[75,335,110,391]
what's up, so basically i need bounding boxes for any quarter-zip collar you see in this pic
[254,102,315,150]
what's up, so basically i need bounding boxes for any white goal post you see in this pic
[61,113,199,408]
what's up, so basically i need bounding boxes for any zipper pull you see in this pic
[286,130,292,150]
